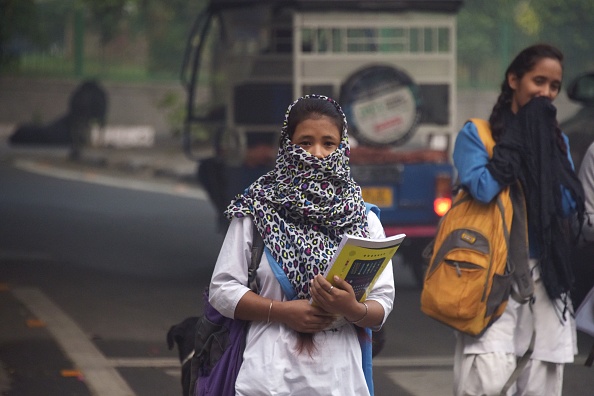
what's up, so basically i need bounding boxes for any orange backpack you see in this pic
[420,119,516,336]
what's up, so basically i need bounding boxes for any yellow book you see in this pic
[324,233,406,302]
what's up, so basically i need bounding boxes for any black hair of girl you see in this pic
[286,97,345,140]
[488,43,567,154]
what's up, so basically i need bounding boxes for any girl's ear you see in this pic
[507,72,519,90]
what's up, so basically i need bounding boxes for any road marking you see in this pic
[376,354,591,396]
[10,286,592,396]
[12,287,136,396]
[13,159,208,201]
[107,357,179,368]
[373,356,453,367]
[164,369,181,378]
[386,369,453,395]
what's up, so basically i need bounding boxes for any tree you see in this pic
[137,0,206,75]
[81,0,134,46]
[529,0,594,80]
[457,0,594,88]
[0,0,41,68]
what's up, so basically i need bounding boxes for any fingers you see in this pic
[311,274,333,293]
[296,314,337,333]
[310,274,353,301]
[331,275,354,294]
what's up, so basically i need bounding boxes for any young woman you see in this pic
[208,94,395,395]
[452,44,585,395]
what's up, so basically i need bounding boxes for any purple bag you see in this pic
[191,289,249,396]
[188,222,263,396]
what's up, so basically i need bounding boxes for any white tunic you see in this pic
[209,212,395,396]
[458,260,577,364]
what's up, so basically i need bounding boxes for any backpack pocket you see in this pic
[194,316,230,372]
[423,229,491,320]
[485,271,512,318]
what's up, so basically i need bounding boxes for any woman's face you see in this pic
[291,116,341,158]
[508,57,562,114]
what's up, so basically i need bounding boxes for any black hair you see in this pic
[286,97,344,140]
[489,43,567,153]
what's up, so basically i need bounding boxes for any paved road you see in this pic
[1,159,593,396]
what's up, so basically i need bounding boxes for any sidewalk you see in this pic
[1,128,204,188]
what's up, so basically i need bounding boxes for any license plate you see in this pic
[361,187,393,208]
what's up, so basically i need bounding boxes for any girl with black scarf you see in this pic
[452,44,585,396]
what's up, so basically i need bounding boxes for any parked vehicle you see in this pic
[560,72,594,309]
[181,0,464,285]
[561,71,594,173]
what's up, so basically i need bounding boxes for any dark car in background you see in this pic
[562,72,594,310]
[561,72,594,173]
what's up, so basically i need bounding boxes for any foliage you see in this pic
[2,0,594,87]
[457,0,594,88]
[0,0,46,66]
[529,0,594,79]
[80,0,133,45]
[136,0,206,75]
[158,91,185,136]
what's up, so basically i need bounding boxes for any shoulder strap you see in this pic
[469,118,495,158]
[362,201,379,396]
[364,202,380,219]
[248,222,264,293]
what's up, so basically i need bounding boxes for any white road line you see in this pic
[12,287,136,396]
[373,356,453,367]
[107,357,179,368]
[13,159,208,201]
[386,369,453,395]
[10,286,592,396]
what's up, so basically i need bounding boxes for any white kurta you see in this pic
[209,212,395,396]
[458,260,577,364]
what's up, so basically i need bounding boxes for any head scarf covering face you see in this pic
[225,94,369,299]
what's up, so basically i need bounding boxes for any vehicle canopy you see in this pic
[182,0,463,160]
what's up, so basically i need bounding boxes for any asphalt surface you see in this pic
[3,139,594,396]
[0,138,205,395]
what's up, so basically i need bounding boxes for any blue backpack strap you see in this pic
[265,248,298,300]
[361,202,379,396]
[361,327,374,395]
[365,202,380,219]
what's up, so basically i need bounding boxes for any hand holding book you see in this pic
[309,232,405,329]
[323,233,406,302]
